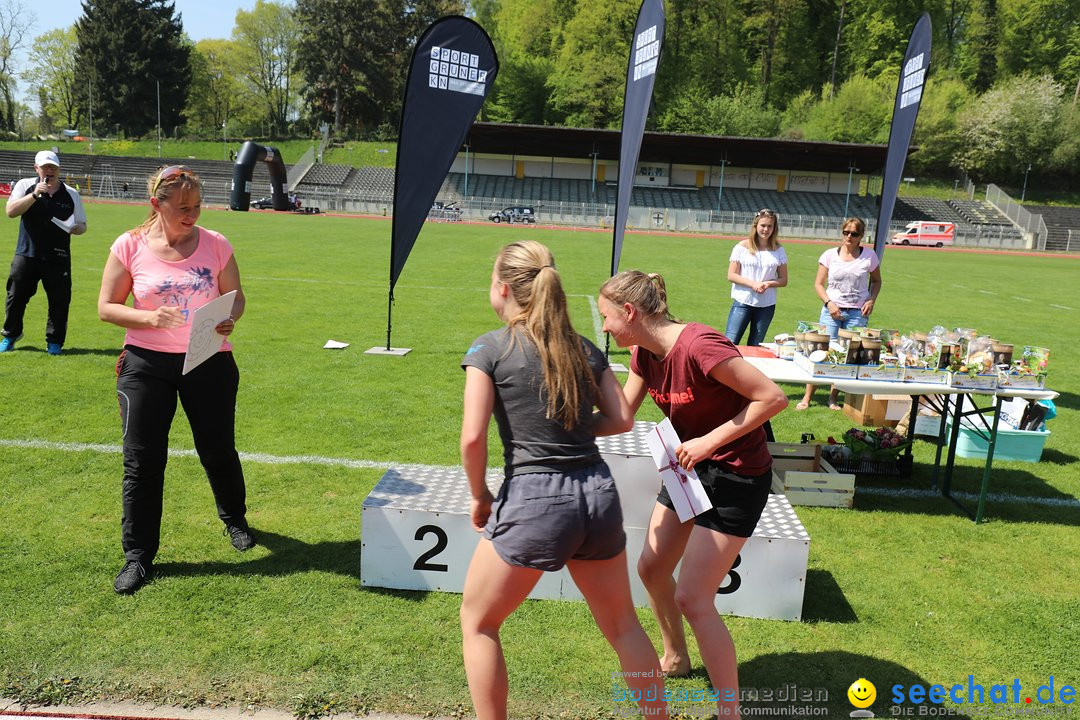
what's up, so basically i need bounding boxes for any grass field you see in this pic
[1,204,1078,719]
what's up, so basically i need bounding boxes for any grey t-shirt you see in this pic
[462,327,609,476]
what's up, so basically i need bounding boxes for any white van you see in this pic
[890,221,955,247]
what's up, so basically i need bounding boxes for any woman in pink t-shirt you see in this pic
[97,166,253,596]
[797,217,883,410]
[599,270,788,718]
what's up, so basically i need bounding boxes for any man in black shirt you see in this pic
[1,150,88,355]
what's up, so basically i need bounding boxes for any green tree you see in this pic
[653,0,750,117]
[232,0,299,137]
[295,0,462,137]
[74,0,191,137]
[954,73,1063,181]
[481,0,567,124]
[998,0,1079,83]
[22,27,82,132]
[0,0,37,130]
[907,72,974,175]
[1048,103,1079,181]
[183,39,256,139]
[799,72,894,143]
[548,0,638,128]
[656,84,780,137]
[295,0,395,136]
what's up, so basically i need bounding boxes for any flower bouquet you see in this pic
[829,427,911,461]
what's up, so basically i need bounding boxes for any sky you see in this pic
[16,0,278,103]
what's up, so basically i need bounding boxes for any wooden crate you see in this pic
[769,443,855,508]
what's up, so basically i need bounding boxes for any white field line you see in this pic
[856,485,1080,509]
[586,295,605,348]
[977,290,997,295]
[1049,304,1073,311]
[951,284,969,290]
[1011,296,1032,302]
[4,438,1077,511]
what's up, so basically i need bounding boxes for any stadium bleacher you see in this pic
[1,147,1067,249]
[1024,204,1080,252]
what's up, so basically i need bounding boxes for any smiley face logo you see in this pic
[848,678,877,709]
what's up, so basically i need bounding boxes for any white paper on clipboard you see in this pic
[643,418,713,523]
[182,290,237,375]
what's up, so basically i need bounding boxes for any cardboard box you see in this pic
[843,394,911,428]
[901,367,951,385]
[768,443,855,508]
[950,373,998,391]
[794,352,859,379]
[856,364,903,381]
[997,373,1045,390]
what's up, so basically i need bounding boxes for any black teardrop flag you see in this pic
[385,16,498,348]
[611,0,665,277]
[874,13,931,261]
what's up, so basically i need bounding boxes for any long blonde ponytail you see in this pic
[496,241,597,429]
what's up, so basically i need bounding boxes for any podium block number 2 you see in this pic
[413,524,450,572]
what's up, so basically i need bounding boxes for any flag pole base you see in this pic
[365,346,412,356]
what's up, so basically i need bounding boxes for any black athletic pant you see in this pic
[116,346,247,565]
[3,254,71,345]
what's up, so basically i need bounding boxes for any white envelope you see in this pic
[643,418,713,523]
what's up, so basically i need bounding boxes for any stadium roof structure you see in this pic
[463,121,893,174]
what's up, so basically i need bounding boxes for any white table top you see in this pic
[744,356,1058,401]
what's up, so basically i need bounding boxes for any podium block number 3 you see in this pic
[716,553,742,595]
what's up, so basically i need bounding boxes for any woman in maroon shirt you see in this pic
[599,270,787,717]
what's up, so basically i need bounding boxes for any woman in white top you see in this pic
[797,216,883,410]
[724,209,787,345]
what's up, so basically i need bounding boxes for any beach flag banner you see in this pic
[874,13,932,260]
[611,0,665,277]
[375,16,497,353]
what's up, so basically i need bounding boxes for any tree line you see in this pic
[4,0,1078,185]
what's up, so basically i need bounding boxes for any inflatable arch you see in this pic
[230,140,290,211]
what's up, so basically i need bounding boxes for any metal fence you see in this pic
[985,183,1046,249]
[0,164,1038,252]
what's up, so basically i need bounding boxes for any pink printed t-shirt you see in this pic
[631,323,772,475]
[110,227,235,354]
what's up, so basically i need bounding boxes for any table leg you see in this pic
[975,396,1003,524]
[941,394,964,497]
[929,395,949,491]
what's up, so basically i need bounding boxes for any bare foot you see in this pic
[660,654,691,677]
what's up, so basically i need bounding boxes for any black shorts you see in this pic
[656,460,771,538]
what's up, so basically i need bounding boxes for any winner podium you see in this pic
[361,422,810,621]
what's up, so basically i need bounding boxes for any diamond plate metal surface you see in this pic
[363,460,807,541]
[595,420,656,456]
[754,494,809,541]
[362,466,501,514]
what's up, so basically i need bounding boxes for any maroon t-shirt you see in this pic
[631,323,772,475]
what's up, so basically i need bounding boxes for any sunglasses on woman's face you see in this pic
[842,230,863,237]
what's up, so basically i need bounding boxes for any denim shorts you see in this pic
[818,305,868,340]
[657,460,772,538]
[484,462,626,571]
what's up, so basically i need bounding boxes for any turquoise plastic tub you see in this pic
[948,421,1050,463]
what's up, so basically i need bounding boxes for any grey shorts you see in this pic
[484,462,626,571]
